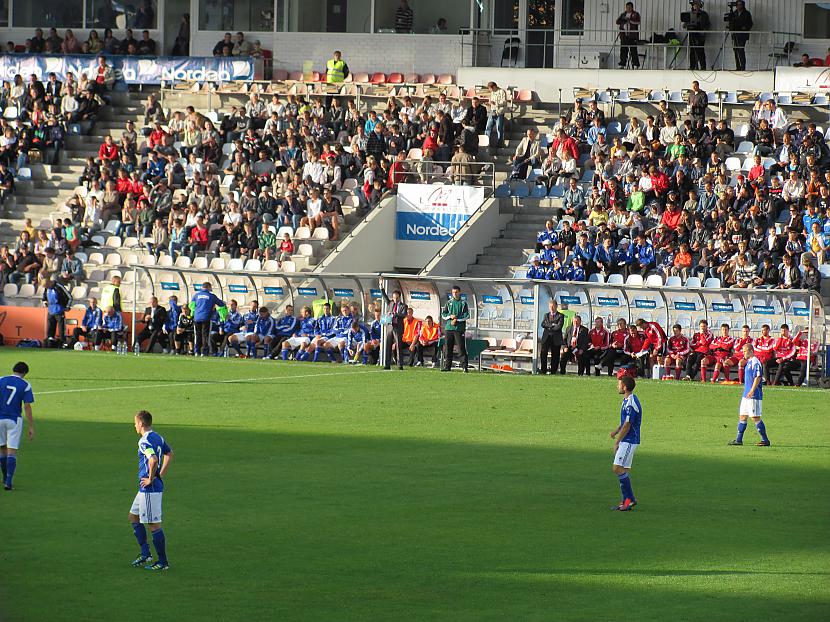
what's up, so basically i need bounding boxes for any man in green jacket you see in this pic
[441,285,470,372]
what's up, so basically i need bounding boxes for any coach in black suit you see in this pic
[382,289,408,370]
[137,296,169,353]
[560,314,590,375]
[539,299,565,374]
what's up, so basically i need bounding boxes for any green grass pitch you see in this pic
[0,350,828,621]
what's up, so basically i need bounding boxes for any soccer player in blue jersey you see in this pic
[282,306,316,360]
[343,321,366,363]
[191,282,226,356]
[610,374,641,511]
[364,307,383,365]
[252,306,276,359]
[326,305,354,362]
[268,305,299,357]
[729,343,771,446]
[130,410,174,571]
[228,300,259,357]
[0,362,35,491]
[310,303,337,362]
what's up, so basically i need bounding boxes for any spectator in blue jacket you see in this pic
[539,239,557,265]
[42,278,71,347]
[593,236,620,277]
[535,220,558,252]
[71,297,102,348]
[526,257,546,280]
[546,257,566,280]
[628,232,655,278]
[562,178,586,217]
[96,306,124,350]
[566,257,587,281]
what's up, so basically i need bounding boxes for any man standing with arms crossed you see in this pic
[0,362,35,491]
[129,410,174,570]
[441,285,470,373]
[382,290,408,370]
[485,82,509,150]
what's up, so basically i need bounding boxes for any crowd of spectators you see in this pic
[2,28,160,57]
[524,81,827,291]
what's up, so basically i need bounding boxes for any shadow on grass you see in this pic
[1,420,828,622]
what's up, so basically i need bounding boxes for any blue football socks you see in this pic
[736,420,748,443]
[755,420,769,443]
[281,349,289,360]
[0,455,6,479]
[151,529,168,565]
[133,523,150,558]
[618,472,634,502]
[4,456,16,486]
[341,349,349,363]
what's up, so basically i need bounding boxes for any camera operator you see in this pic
[725,0,753,71]
[616,2,641,69]
[682,0,710,70]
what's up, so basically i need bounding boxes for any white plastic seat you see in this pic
[104,220,121,235]
[276,226,294,239]
[244,259,262,271]
[297,243,314,257]
[625,274,644,286]
[192,257,209,269]
[3,283,18,297]
[227,258,244,271]
[158,255,174,267]
[665,276,682,287]
[645,274,663,286]
[18,284,35,297]
[281,261,296,273]
[105,253,122,266]
[607,274,624,285]
[142,255,157,266]
[91,235,106,246]
[736,141,754,155]
[294,227,311,240]
[312,228,330,240]
[208,258,226,270]
[174,256,192,268]
[685,276,702,288]
[725,157,742,172]
[122,236,140,248]
[105,236,122,248]
[88,252,104,265]
[703,277,722,288]
[262,260,280,272]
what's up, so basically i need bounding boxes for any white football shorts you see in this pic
[0,418,23,450]
[130,491,163,524]
[286,335,311,348]
[233,331,253,340]
[325,336,346,348]
[613,442,638,469]
[739,397,762,418]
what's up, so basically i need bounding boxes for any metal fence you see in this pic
[128,267,826,382]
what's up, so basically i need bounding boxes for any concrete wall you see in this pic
[457,67,777,102]
[191,31,462,76]
[421,198,508,278]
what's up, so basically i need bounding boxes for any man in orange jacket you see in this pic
[401,307,421,367]
[414,315,441,367]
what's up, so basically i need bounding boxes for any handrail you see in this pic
[461,27,802,72]
[401,159,495,193]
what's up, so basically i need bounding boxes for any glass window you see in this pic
[374,0,469,34]
[199,0,275,32]
[283,0,372,33]
[13,0,83,28]
[0,1,7,28]
[804,3,830,39]
[560,0,584,36]
[86,0,157,30]
[493,0,518,30]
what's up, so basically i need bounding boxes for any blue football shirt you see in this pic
[137,430,172,493]
[743,357,763,400]
[0,375,34,421]
[620,394,642,445]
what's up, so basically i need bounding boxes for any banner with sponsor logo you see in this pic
[774,67,830,94]
[395,184,486,242]
[0,55,254,86]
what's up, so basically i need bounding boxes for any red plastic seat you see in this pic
[437,74,454,85]
[288,71,304,81]
[387,72,404,84]
[404,72,419,84]
[370,72,387,84]
[312,71,322,82]
[352,72,370,83]
[421,73,436,85]
[515,89,535,103]
[272,69,288,81]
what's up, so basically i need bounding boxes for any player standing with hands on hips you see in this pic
[441,285,470,373]
[129,410,174,570]
[729,344,770,446]
[610,374,641,511]
[0,362,35,491]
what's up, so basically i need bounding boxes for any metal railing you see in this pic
[461,28,801,72]
[401,159,496,193]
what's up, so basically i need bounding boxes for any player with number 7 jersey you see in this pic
[0,361,36,491]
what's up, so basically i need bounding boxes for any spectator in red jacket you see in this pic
[663,324,690,380]
[649,165,670,198]
[387,151,408,191]
[184,215,209,260]
[551,129,579,162]
[98,135,118,163]
[585,316,610,375]
[623,324,646,376]
[684,319,713,381]
[769,323,797,385]
[146,122,168,153]
[115,169,132,195]
[600,318,629,376]
[660,201,683,230]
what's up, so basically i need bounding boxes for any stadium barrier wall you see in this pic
[128,267,826,381]
[0,306,135,346]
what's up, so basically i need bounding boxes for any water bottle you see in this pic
[134,341,140,356]
[223,346,229,358]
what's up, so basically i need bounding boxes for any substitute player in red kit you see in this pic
[623,324,647,377]
[635,318,667,371]
[586,317,610,376]
[721,324,753,384]
[663,324,690,380]
[753,324,775,376]
[770,324,797,386]
[703,323,734,383]
[600,318,629,376]
[683,319,713,381]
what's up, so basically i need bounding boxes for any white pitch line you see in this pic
[37,368,380,396]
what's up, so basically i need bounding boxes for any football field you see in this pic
[1,350,828,621]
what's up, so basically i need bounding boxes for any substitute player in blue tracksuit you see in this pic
[191,282,226,356]
[309,303,337,362]
[610,374,642,511]
[282,307,317,360]
[252,307,276,359]
[268,306,299,358]
[219,300,243,354]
